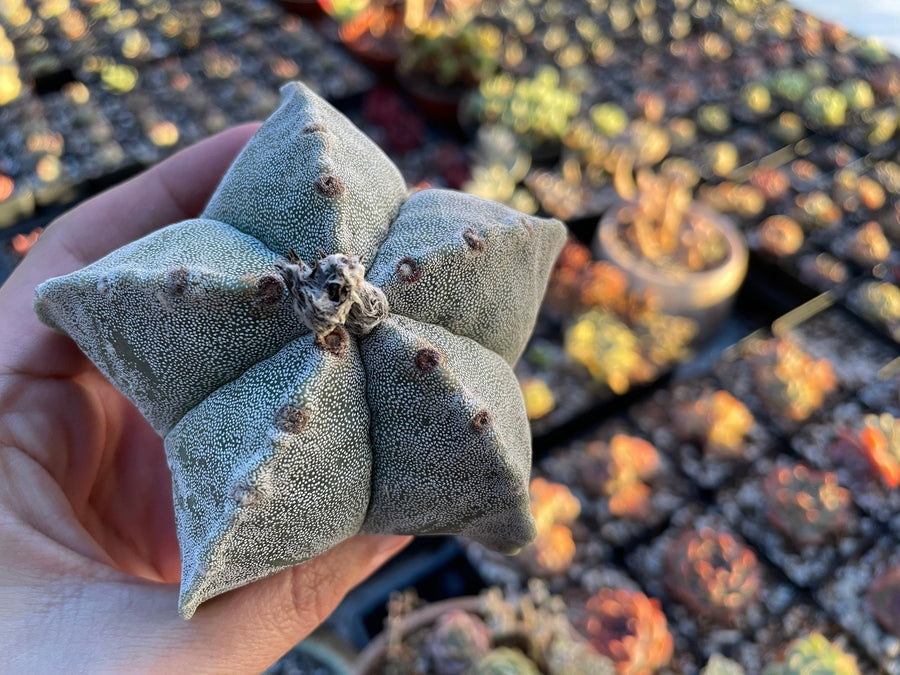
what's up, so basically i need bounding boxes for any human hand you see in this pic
[0,125,411,673]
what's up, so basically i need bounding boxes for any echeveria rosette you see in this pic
[32,82,566,618]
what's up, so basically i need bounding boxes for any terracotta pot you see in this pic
[352,596,482,675]
[594,203,749,342]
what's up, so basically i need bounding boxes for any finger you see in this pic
[0,123,259,377]
[86,534,412,673]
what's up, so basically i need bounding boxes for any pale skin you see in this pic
[0,124,411,673]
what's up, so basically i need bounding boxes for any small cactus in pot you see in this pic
[596,159,748,342]
[32,82,566,618]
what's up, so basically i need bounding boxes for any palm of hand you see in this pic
[0,125,409,673]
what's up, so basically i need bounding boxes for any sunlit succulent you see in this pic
[470,67,581,149]
[747,337,838,422]
[855,281,900,329]
[611,166,728,274]
[769,69,812,103]
[664,526,761,624]
[762,633,860,675]
[580,434,661,520]
[673,390,755,458]
[399,20,501,88]
[803,86,847,129]
[591,102,630,138]
[633,311,697,370]
[770,111,807,143]
[749,167,791,203]
[763,463,853,547]
[847,221,891,267]
[523,477,581,575]
[580,588,673,675]
[696,104,732,136]
[755,216,804,257]
[846,413,900,489]
[564,310,648,395]
[520,378,555,421]
[738,82,773,120]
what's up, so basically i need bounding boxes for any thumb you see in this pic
[60,534,412,674]
[174,534,412,672]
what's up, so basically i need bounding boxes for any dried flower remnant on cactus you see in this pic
[580,588,673,675]
[762,463,853,547]
[747,337,837,422]
[522,478,580,575]
[32,82,567,618]
[674,390,754,458]
[426,610,492,675]
[762,632,860,675]
[580,434,661,520]
[867,565,900,637]
[664,526,761,624]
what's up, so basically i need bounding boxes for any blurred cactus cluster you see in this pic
[533,237,696,400]
[370,582,615,674]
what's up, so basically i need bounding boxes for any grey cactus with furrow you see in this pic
[33,81,566,618]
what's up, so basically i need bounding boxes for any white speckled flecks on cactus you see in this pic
[32,81,566,619]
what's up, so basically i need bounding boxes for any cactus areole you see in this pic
[32,82,566,618]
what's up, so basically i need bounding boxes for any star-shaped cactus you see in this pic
[33,82,566,618]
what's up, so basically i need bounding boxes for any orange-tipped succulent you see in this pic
[581,588,673,675]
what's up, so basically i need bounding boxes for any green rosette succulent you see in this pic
[32,82,566,618]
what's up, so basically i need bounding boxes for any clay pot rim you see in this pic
[595,201,749,288]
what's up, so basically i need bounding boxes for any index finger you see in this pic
[0,123,260,376]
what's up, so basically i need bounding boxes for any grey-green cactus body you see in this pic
[33,82,566,618]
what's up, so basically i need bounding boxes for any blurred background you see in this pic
[5,1,900,673]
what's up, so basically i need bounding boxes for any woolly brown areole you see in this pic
[33,82,566,618]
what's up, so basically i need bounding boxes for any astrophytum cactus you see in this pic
[32,82,566,618]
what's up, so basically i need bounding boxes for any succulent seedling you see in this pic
[664,526,761,624]
[580,588,673,675]
[762,463,853,547]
